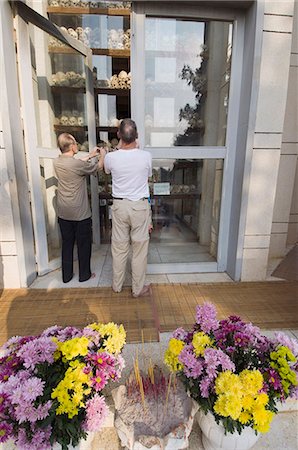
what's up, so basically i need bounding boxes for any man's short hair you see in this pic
[118,119,138,144]
[57,133,75,153]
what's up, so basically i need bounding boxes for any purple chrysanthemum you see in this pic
[204,348,235,373]
[173,327,187,340]
[0,421,13,443]
[16,424,52,450]
[274,332,298,357]
[195,303,219,333]
[17,337,57,369]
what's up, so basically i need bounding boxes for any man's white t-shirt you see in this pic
[104,148,152,201]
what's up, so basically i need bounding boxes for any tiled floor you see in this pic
[1,245,298,450]
[1,280,297,346]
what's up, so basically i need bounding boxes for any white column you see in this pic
[269,0,298,256]
[241,0,295,280]
[0,0,36,287]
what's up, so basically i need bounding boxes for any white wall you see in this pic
[0,0,36,288]
[268,0,298,258]
[241,0,296,280]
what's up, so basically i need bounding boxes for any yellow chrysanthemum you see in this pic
[58,336,90,360]
[239,369,263,396]
[254,392,269,408]
[192,332,213,356]
[239,411,251,424]
[252,407,275,433]
[88,322,126,354]
[164,338,185,372]
[214,393,242,420]
[242,395,254,411]
[215,371,243,396]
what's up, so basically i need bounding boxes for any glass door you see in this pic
[131,3,243,273]
[15,2,97,275]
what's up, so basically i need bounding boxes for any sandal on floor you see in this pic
[132,284,152,298]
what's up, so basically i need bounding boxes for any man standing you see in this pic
[103,119,152,297]
[54,133,104,283]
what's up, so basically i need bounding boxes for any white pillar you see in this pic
[241,0,295,280]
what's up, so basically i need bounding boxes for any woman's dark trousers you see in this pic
[58,217,92,282]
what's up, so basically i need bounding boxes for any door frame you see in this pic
[131,2,245,274]
[14,1,99,275]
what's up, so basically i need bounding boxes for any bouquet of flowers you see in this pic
[164,302,298,435]
[0,322,126,450]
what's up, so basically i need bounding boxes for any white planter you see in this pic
[52,432,95,450]
[197,410,260,450]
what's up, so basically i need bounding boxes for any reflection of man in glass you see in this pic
[54,133,105,283]
[102,119,152,297]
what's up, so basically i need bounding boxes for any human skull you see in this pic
[59,73,69,87]
[77,116,84,126]
[69,116,77,126]
[66,71,77,84]
[109,117,120,127]
[68,28,78,39]
[118,70,128,80]
[60,115,69,125]
[110,74,119,89]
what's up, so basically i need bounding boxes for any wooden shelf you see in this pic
[92,48,130,57]
[51,86,130,96]
[54,125,87,131]
[152,193,200,199]
[95,88,130,96]
[47,7,130,16]
[49,46,79,54]
[49,46,130,57]
[54,125,119,132]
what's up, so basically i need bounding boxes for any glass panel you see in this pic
[145,18,233,147]
[39,158,60,262]
[49,14,130,50]
[149,159,224,263]
[28,24,89,262]
[28,23,89,149]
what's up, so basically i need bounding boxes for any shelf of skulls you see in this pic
[47,7,130,15]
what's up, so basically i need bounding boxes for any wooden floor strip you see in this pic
[0,281,297,346]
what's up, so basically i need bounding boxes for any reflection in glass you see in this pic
[148,159,223,263]
[145,18,233,147]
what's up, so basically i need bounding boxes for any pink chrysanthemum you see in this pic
[84,394,109,432]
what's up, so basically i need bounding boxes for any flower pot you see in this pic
[197,410,261,450]
[52,432,94,450]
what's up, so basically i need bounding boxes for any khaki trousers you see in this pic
[111,198,151,296]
